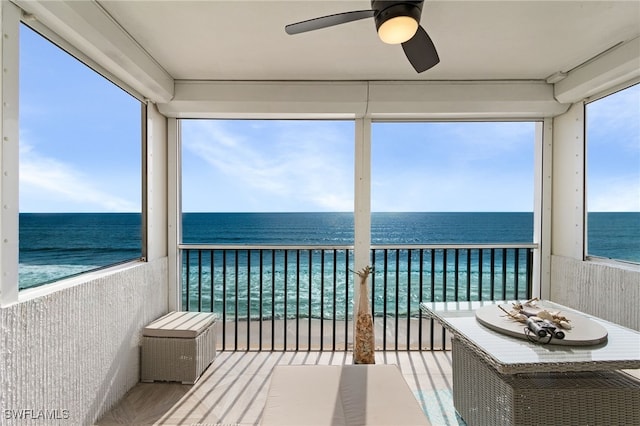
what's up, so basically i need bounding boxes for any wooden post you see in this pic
[354,266,375,364]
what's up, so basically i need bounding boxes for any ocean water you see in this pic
[19,213,142,289]
[181,212,535,244]
[18,212,639,295]
[587,212,640,263]
[181,213,537,318]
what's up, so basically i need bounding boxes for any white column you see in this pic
[353,118,372,317]
[533,119,553,300]
[551,103,586,260]
[144,102,168,262]
[0,2,20,307]
[167,118,182,311]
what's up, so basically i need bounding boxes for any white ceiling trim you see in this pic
[555,36,640,104]
[13,0,174,103]
[158,81,367,119]
[158,80,569,120]
[367,81,569,119]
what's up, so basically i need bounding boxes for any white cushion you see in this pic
[262,364,429,425]
[142,311,215,338]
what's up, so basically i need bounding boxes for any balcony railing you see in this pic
[180,244,534,351]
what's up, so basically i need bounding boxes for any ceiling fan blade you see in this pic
[285,10,375,35]
[401,25,440,73]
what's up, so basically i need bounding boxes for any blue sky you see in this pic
[19,25,141,213]
[587,86,640,212]
[181,120,536,212]
[18,24,640,214]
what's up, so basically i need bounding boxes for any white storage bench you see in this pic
[141,311,216,384]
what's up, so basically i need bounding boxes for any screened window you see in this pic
[18,24,142,289]
[180,119,355,244]
[585,84,640,263]
[371,122,537,244]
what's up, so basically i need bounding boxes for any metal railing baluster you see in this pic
[247,249,251,350]
[179,243,536,352]
[466,249,472,301]
[418,249,424,350]
[344,249,349,350]
[185,249,190,311]
[210,251,215,313]
[271,250,276,350]
[197,250,203,311]
[430,249,435,350]
[222,250,227,350]
[527,249,533,299]
[441,249,447,347]
[283,250,288,351]
[234,250,239,351]
[259,250,263,351]
[489,249,496,300]
[502,248,508,299]
[454,248,459,301]
[478,249,484,301]
[320,250,325,351]
[515,248,520,299]
[383,249,388,350]
[332,250,337,351]
[296,250,300,351]
[308,250,312,350]
[406,248,412,350]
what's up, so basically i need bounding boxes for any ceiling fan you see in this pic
[285,1,439,73]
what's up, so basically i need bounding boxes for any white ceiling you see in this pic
[97,0,640,82]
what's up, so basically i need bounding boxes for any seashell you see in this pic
[515,313,527,323]
[520,309,539,317]
[537,310,554,321]
[559,320,572,329]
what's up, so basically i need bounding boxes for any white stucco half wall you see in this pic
[0,258,168,425]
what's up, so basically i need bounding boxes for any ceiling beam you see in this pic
[158,80,569,120]
[158,81,369,119]
[554,37,640,104]
[367,81,568,119]
[13,0,174,103]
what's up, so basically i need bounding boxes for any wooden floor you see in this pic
[95,350,463,426]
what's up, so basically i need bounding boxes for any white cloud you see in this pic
[588,176,640,212]
[587,85,640,152]
[372,168,533,212]
[371,122,536,212]
[19,142,138,212]
[182,121,354,212]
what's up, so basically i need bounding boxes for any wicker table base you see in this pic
[452,339,640,426]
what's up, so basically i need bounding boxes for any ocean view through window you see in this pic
[586,84,640,264]
[180,119,356,239]
[371,121,536,231]
[18,24,142,289]
[177,120,539,347]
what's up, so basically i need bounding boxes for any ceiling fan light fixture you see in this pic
[378,15,418,44]
[285,1,438,73]
[373,1,423,44]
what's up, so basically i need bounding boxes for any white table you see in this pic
[420,300,640,426]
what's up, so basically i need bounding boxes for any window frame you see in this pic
[179,118,356,220]
[369,119,539,219]
[584,81,640,266]
[0,11,147,304]
[173,117,546,302]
